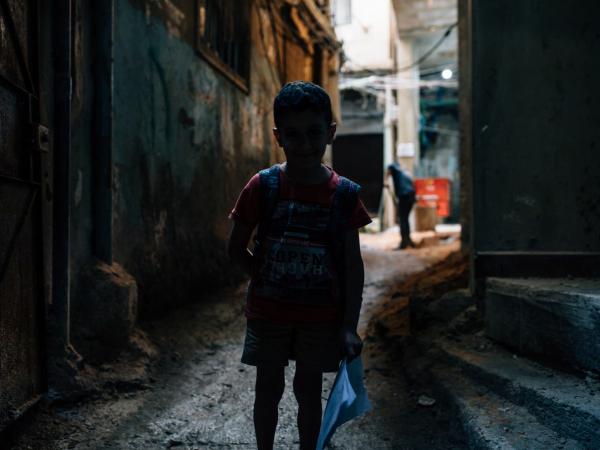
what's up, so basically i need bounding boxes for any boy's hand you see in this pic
[339,328,363,361]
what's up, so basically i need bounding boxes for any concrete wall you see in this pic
[469,0,600,254]
[395,37,421,172]
[335,0,395,72]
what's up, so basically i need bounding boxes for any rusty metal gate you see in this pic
[0,0,46,430]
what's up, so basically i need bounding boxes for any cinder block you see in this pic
[485,278,600,373]
[71,261,138,364]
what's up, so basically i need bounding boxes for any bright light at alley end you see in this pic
[441,68,453,80]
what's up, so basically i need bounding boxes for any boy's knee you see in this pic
[256,366,285,402]
[293,368,322,403]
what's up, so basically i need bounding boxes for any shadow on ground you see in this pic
[7,232,468,450]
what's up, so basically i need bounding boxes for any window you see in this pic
[196,0,250,92]
[332,0,351,26]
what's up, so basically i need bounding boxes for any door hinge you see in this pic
[32,124,50,153]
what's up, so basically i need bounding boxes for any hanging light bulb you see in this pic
[441,69,453,80]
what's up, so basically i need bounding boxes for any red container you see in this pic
[414,178,451,218]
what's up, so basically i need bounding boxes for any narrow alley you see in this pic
[2,1,600,449]
[6,232,466,450]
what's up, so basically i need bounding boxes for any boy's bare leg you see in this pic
[254,365,285,450]
[293,366,323,450]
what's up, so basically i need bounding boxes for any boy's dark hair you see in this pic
[273,81,333,128]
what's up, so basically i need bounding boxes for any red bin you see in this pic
[414,178,451,218]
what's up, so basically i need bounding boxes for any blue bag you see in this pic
[316,356,372,449]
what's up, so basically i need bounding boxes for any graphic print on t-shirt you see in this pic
[253,199,335,305]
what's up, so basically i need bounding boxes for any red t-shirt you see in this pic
[229,166,372,324]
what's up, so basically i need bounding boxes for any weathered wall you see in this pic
[470,0,600,253]
[67,0,339,320]
[110,1,284,316]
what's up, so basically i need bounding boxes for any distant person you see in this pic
[387,162,416,249]
[228,81,372,450]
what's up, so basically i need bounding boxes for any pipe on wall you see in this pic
[91,0,114,264]
[52,0,72,347]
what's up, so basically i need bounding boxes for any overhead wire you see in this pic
[340,76,458,90]
[419,63,458,76]
[341,22,457,78]
[421,125,460,137]
[346,22,458,81]
[396,22,458,73]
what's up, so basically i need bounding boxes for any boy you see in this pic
[228,81,371,450]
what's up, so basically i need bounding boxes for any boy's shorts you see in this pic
[241,319,342,373]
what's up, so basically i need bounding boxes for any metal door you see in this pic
[0,0,46,431]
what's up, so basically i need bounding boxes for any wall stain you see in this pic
[149,48,171,139]
[178,108,194,127]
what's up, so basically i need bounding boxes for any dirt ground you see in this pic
[6,228,467,450]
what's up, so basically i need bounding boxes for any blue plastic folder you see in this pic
[316,356,372,449]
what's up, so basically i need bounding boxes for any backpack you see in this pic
[251,164,361,305]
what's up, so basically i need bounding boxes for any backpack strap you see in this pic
[329,176,361,297]
[331,176,361,230]
[255,164,281,246]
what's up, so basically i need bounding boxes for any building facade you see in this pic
[0,0,340,431]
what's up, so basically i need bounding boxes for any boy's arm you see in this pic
[340,227,365,360]
[227,221,255,275]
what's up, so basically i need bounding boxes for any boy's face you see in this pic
[273,110,336,169]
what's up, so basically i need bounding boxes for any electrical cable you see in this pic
[342,22,457,75]
[421,125,459,137]
[419,63,457,76]
[396,22,457,73]
[340,76,457,91]
[341,56,388,76]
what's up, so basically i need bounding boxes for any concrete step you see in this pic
[484,277,600,373]
[428,334,600,447]
[430,362,586,450]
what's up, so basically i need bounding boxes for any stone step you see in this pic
[484,277,600,373]
[428,335,600,447]
[429,362,586,450]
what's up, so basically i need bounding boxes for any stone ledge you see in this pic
[429,335,600,446]
[429,363,585,450]
[485,277,600,373]
[71,261,138,365]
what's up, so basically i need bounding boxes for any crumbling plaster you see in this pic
[68,0,339,320]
